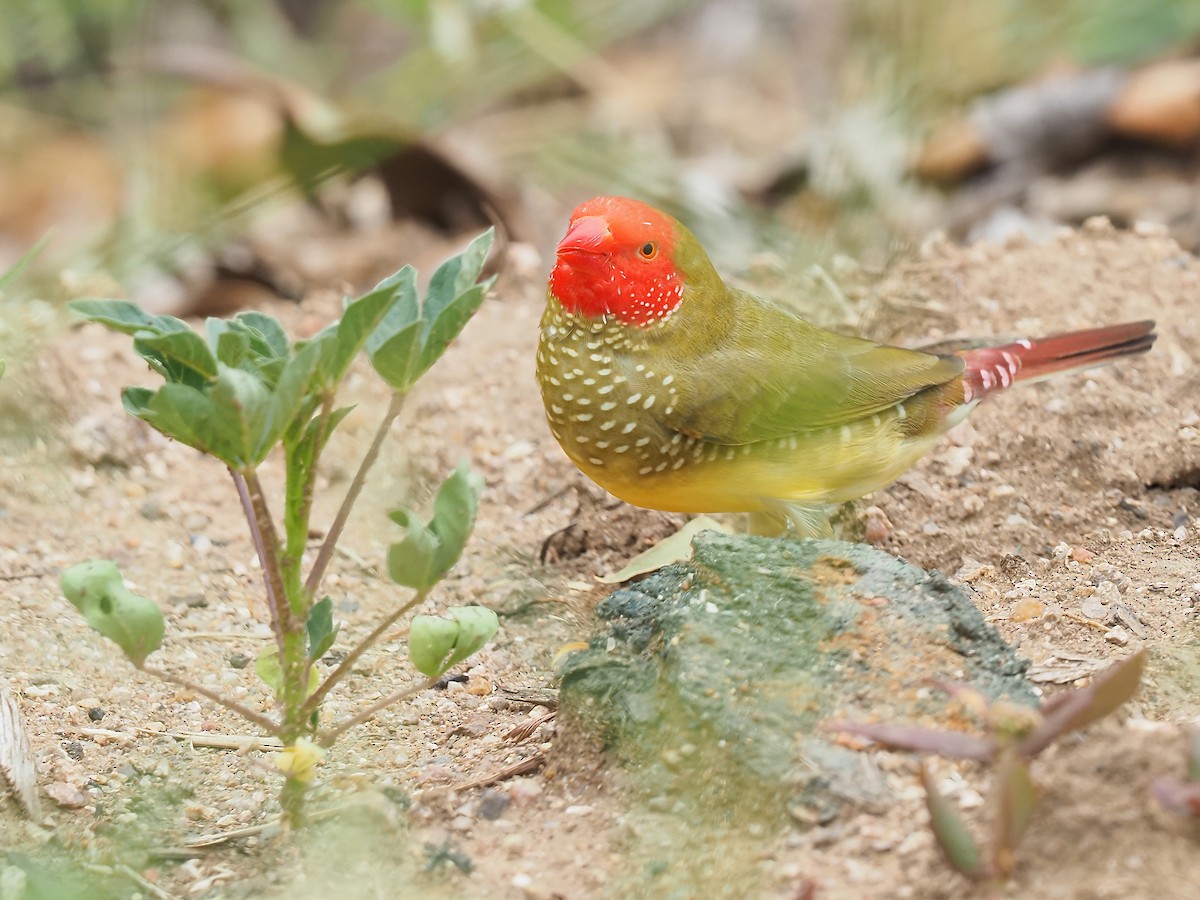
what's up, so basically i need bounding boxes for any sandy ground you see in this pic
[2,216,1199,898]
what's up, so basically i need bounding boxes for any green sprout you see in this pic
[831,650,1146,888]
[61,230,500,825]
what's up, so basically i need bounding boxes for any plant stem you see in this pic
[141,664,279,734]
[317,675,439,748]
[243,471,293,626]
[305,391,407,597]
[301,590,427,716]
[231,469,287,657]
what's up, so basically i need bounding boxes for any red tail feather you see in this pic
[960,321,1156,403]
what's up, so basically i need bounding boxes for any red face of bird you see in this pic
[548,196,687,327]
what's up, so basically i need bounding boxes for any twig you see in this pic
[141,664,279,734]
[305,390,407,595]
[302,590,427,716]
[231,469,288,648]
[453,752,546,791]
[173,631,272,641]
[0,570,48,581]
[318,675,438,747]
[150,730,283,752]
[115,863,177,900]
[503,711,556,744]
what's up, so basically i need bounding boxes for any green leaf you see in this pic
[255,646,319,698]
[136,383,217,456]
[444,606,498,669]
[134,327,219,387]
[386,463,483,591]
[386,510,442,591]
[69,299,160,335]
[920,763,984,879]
[61,559,164,667]
[368,319,422,391]
[408,615,461,678]
[364,266,420,355]
[993,754,1037,877]
[306,597,340,661]
[428,462,484,572]
[598,516,731,584]
[407,607,497,678]
[255,647,283,694]
[0,359,5,383]
[208,319,251,368]
[258,339,323,458]
[209,364,273,467]
[121,386,154,417]
[234,311,290,359]
[415,281,492,379]
[321,270,414,388]
[423,229,493,330]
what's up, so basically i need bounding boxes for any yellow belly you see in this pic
[560,418,942,514]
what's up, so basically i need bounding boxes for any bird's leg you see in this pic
[750,501,834,539]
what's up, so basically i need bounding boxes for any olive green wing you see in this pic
[640,295,964,444]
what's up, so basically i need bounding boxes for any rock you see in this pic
[44,781,89,809]
[558,533,1032,825]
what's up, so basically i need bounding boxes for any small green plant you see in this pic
[61,230,499,825]
[831,650,1145,889]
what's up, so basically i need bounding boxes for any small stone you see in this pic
[1081,594,1111,621]
[62,741,84,760]
[1104,625,1130,646]
[229,653,251,669]
[478,789,510,820]
[466,676,492,697]
[338,599,359,613]
[1069,546,1095,564]
[565,804,592,815]
[140,498,164,520]
[87,707,105,721]
[1010,597,1044,622]
[45,781,89,809]
[183,512,210,531]
[508,777,542,803]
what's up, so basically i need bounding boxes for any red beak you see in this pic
[556,215,612,256]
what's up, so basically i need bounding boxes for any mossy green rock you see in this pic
[559,532,1033,823]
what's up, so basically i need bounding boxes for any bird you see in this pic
[537,195,1156,535]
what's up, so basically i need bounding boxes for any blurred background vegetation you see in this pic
[1,0,1199,345]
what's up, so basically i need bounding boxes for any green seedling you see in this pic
[831,649,1146,889]
[62,230,499,825]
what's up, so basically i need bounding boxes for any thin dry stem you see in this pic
[305,390,407,596]
[318,675,438,747]
[141,664,279,734]
[302,590,427,715]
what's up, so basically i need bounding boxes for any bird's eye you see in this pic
[639,241,658,259]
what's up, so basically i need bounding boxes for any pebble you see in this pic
[508,778,542,803]
[1081,595,1110,621]
[476,790,510,821]
[45,781,89,809]
[1010,597,1045,622]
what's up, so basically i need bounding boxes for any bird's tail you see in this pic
[959,320,1156,403]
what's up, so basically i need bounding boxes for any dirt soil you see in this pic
[2,215,1200,898]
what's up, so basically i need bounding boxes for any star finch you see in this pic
[538,196,1155,534]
